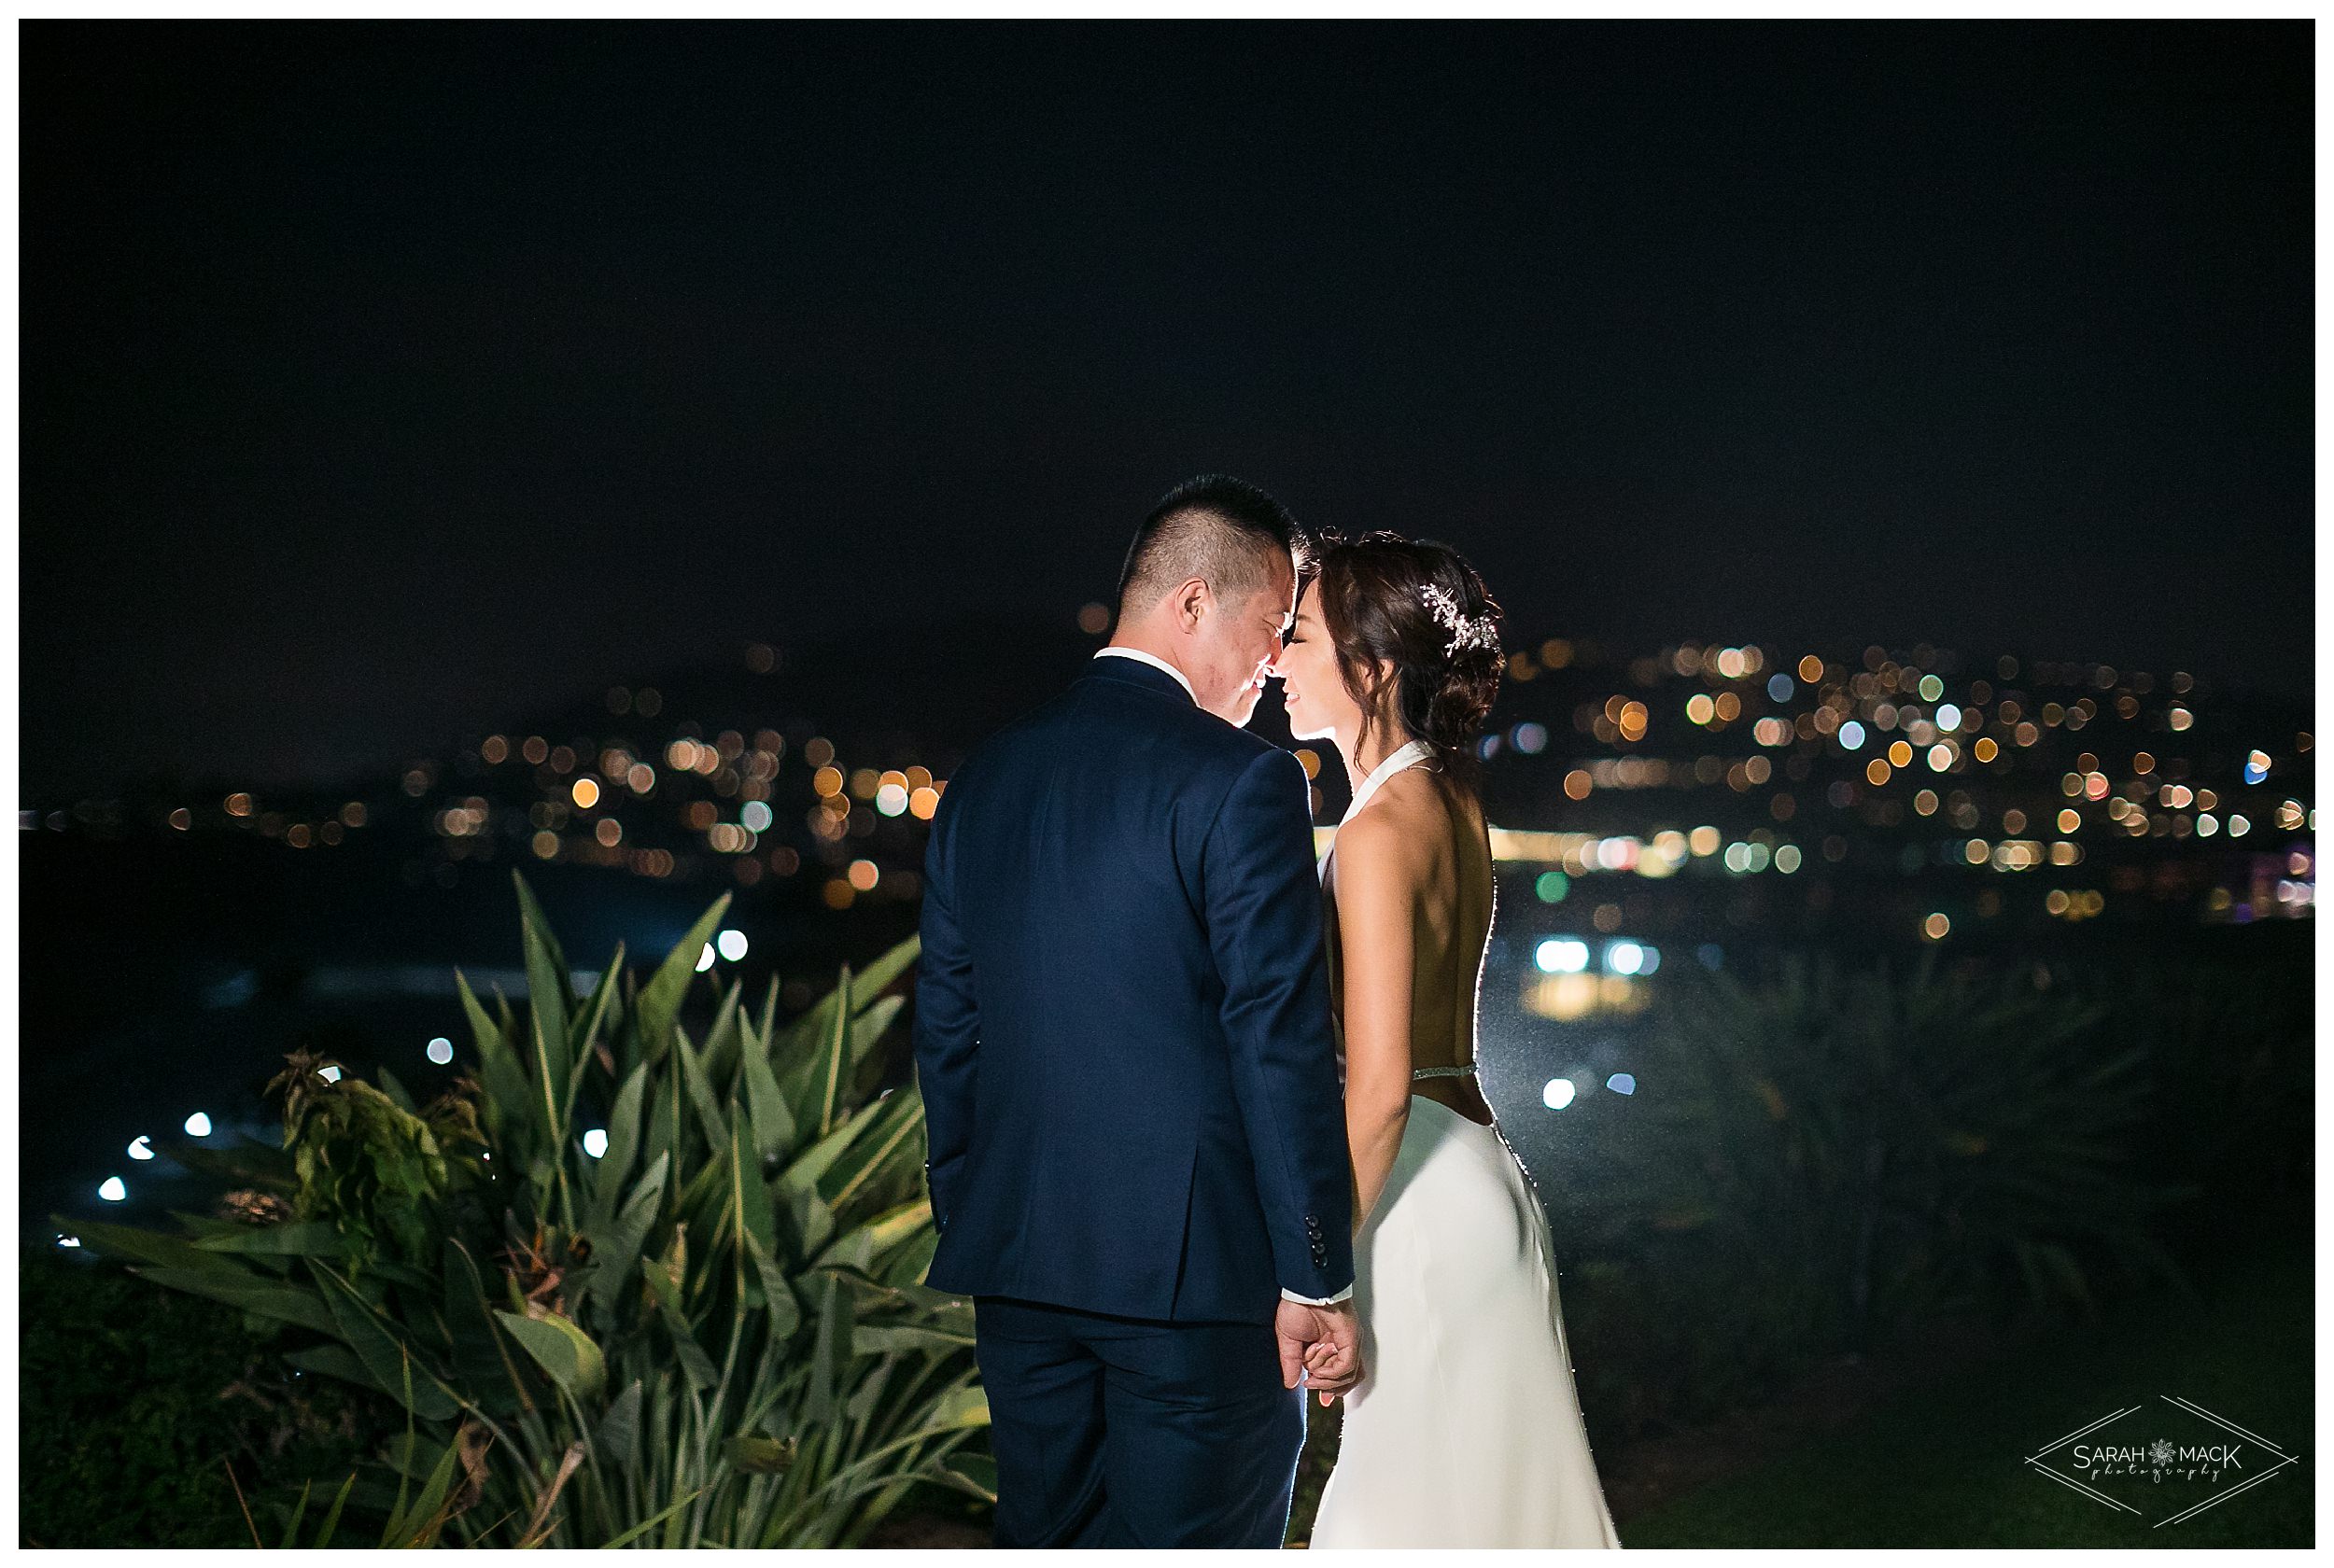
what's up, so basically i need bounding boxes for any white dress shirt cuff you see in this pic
[1281,1283,1355,1306]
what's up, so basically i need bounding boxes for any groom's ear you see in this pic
[1171,576,1213,630]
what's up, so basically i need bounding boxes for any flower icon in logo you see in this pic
[2149,1439,2176,1468]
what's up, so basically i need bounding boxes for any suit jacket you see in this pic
[913,653,1356,1323]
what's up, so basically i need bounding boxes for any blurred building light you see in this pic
[1535,938,1590,974]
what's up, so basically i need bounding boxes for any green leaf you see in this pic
[728,1123,779,1257]
[740,1038,796,1164]
[597,1486,712,1550]
[457,968,534,1141]
[700,978,746,1094]
[841,1197,935,1267]
[191,1221,349,1257]
[848,993,908,1068]
[593,1063,650,1227]
[804,1274,851,1426]
[159,1133,298,1194]
[311,1472,358,1548]
[132,1265,340,1337]
[725,1435,800,1475]
[926,1451,998,1505]
[59,1215,220,1271]
[375,1065,415,1114]
[851,1322,975,1356]
[495,1309,609,1399]
[743,1229,802,1341]
[284,1341,383,1393]
[597,1378,644,1467]
[779,1107,864,1193]
[640,1072,680,1213]
[754,976,781,1065]
[280,1477,315,1548]
[776,979,907,1137]
[854,933,922,1005]
[514,874,575,1129]
[672,1029,732,1156]
[616,963,645,1082]
[808,966,852,1139]
[571,943,626,1071]
[584,1150,668,1313]
[776,1168,837,1265]
[442,1238,520,1397]
[640,1253,720,1390]
[819,1085,926,1213]
[923,1383,991,1432]
[636,894,733,1069]
[313,1264,459,1419]
[380,1423,468,1547]
[725,1122,798,1337]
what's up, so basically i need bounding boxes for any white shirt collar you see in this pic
[1091,646,1197,704]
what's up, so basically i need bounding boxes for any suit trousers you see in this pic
[972,1295,1306,1548]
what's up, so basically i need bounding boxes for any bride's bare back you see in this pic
[1321,764,1497,1127]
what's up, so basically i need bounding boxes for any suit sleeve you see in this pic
[913,783,978,1236]
[1203,747,1356,1302]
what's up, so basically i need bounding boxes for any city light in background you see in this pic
[21,630,2315,1169]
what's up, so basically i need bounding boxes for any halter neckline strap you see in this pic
[1341,738,1438,828]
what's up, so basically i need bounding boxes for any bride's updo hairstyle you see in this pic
[1311,530,1505,791]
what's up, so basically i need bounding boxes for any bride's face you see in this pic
[1268,580,1362,744]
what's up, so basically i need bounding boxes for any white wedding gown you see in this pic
[1307,742,1623,1549]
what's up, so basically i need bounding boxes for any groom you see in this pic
[913,475,1361,1547]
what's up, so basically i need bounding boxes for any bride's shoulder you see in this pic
[1332,782,1442,886]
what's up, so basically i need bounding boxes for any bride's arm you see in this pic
[1329,810,1421,1233]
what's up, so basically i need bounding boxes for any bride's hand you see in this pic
[1274,1298,1362,1401]
[1298,1303,1362,1403]
[1304,1339,1353,1405]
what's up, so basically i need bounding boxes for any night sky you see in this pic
[21,21,2313,803]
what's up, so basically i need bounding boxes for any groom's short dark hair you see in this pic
[1116,475,1314,617]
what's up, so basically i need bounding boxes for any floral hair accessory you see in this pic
[1416,582,1500,658]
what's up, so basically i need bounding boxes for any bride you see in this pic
[1269,531,1623,1548]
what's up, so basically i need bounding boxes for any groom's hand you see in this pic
[1275,1298,1362,1404]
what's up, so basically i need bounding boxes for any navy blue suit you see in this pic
[914,651,1355,1547]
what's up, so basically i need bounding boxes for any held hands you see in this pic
[1274,1297,1362,1407]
